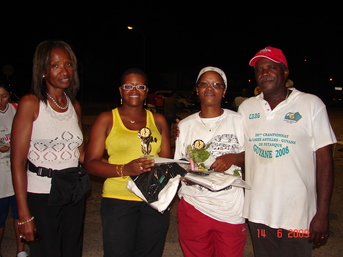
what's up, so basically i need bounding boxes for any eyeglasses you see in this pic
[122,84,147,91]
[197,82,225,89]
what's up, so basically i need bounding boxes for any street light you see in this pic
[127,26,146,71]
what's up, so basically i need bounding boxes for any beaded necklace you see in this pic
[46,92,69,110]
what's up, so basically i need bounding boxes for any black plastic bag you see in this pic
[130,162,187,203]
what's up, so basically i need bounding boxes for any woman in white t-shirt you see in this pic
[174,67,246,257]
[0,84,28,257]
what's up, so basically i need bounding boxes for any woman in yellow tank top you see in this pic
[84,68,172,257]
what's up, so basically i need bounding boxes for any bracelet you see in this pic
[18,216,34,226]
[116,165,120,177]
[120,164,126,178]
[115,164,126,178]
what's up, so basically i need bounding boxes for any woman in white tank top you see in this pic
[11,40,85,257]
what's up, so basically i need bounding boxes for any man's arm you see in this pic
[309,144,334,247]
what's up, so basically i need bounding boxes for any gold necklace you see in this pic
[121,108,145,123]
[199,109,223,132]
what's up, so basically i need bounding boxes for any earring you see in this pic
[120,97,122,105]
[42,75,45,78]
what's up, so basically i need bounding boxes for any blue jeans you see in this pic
[101,198,170,257]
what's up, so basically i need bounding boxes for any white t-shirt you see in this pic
[0,103,16,198]
[238,88,337,230]
[174,109,245,224]
[27,100,83,194]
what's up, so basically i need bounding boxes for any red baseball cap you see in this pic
[249,46,288,68]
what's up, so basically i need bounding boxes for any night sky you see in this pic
[1,2,342,102]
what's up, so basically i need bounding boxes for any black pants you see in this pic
[101,198,170,257]
[27,193,86,257]
[249,222,312,257]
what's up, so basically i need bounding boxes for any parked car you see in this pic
[155,90,195,108]
[324,87,343,107]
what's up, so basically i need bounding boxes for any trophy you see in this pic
[138,127,157,160]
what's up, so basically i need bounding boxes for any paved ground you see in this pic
[1,107,342,256]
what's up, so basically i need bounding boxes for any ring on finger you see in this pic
[139,165,143,171]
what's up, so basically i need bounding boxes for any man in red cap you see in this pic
[238,46,336,256]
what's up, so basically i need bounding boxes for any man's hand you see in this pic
[309,213,329,247]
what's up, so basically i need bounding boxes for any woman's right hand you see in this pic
[123,157,155,176]
[18,218,37,242]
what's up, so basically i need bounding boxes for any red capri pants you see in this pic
[177,198,246,257]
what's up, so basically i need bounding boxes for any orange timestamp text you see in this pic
[257,229,311,238]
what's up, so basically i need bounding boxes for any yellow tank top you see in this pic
[103,108,162,200]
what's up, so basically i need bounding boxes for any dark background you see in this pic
[1,1,342,103]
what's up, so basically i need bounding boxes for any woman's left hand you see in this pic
[210,154,236,172]
[124,157,155,176]
[210,158,229,172]
[210,152,244,172]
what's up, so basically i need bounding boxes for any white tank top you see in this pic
[27,99,83,193]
